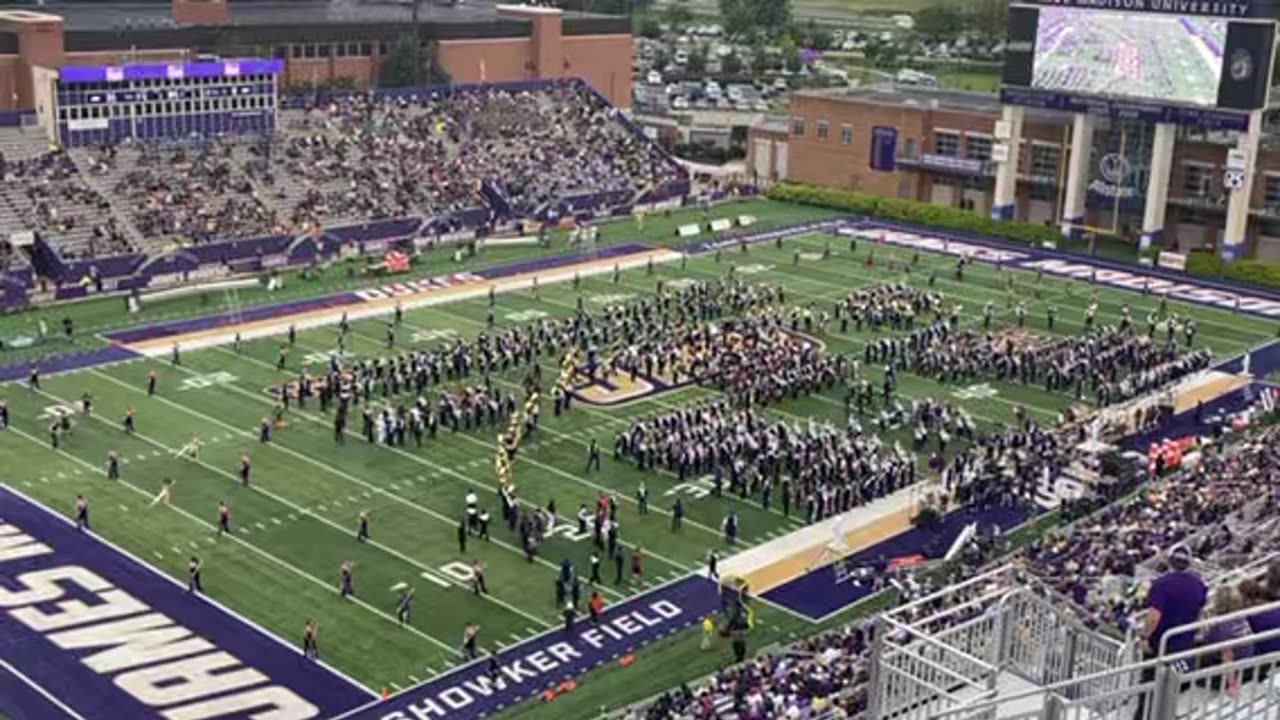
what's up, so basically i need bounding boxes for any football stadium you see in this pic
[3,1,1280,720]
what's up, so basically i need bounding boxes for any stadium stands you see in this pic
[634,415,1280,720]
[0,80,684,275]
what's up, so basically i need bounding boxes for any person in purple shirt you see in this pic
[1200,585,1253,696]
[1132,545,1207,720]
[1242,578,1280,680]
[1143,545,1208,656]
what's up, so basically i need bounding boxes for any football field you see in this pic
[0,209,1276,719]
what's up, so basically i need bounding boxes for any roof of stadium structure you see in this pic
[3,0,620,31]
[792,85,1073,126]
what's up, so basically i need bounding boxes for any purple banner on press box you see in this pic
[0,487,373,720]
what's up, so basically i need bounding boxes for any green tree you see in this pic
[379,35,421,88]
[687,45,708,75]
[720,0,756,40]
[968,0,1009,43]
[637,13,662,38]
[662,0,693,31]
[378,35,449,88]
[719,0,791,40]
[723,51,744,76]
[780,35,803,73]
[914,3,963,42]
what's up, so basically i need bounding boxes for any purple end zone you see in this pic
[338,574,722,720]
[0,662,80,720]
[0,344,141,383]
[763,505,1032,621]
[0,487,373,720]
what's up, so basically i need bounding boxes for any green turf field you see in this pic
[0,199,841,367]
[0,211,1275,719]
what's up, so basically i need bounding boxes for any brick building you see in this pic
[750,87,1280,260]
[0,0,633,111]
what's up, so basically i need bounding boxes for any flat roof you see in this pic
[794,85,1071,127]
[21,0,608,31]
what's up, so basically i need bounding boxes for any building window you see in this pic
[791,117,805,137]
[965,134,992,162]
[1265,175,1280,208]
[1182,164,1212,197]
[816,120,828,140]
[291,44,303,59]
[1031,144,1059,179]
[335,43,348,57]
[318,44,331,58]
[903,138,917,159]
[304,44,317,59]
[840,125,852,145]
[1028,184,1055,201]
[934,131,959,157]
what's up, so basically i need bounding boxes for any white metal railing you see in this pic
[921,601,1280,720]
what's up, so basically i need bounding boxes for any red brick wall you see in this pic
[437,38,534,85]
[561,35,630,108]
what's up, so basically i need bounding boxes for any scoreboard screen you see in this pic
[1032,8,1227,107]
[1003,2,1276,119]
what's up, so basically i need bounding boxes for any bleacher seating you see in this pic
[635,420,1280,720]
[0,80,683,273]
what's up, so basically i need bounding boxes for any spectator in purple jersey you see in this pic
[1143,544,1207,656]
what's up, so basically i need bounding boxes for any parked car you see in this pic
[647,70,663,85]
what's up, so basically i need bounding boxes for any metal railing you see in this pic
[918,598,1280,720]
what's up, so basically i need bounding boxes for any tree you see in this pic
[723,51,744,76]
[653,48,670,73]
[687,45,708,75]
[780,35,803,73]
[637,13,662,38]
[663,0,693,32]
[379,35,421,88]
[719,0,791,40]
[378,35,450,88]
[969,0,1008,43]
[914,3,963,43]
[720,0,756,40]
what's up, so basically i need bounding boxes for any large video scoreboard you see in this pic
[52,58,282,147]
[1001,0,1277,129]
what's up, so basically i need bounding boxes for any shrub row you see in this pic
[770,182,1280,293]
[1187,250,1280,292]
[768,182,1063,247]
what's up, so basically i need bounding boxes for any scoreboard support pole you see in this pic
[1139,122,1177,252]
[1222,109,1263,262]
[990,104,1024,222]
[1059,113,1095,242]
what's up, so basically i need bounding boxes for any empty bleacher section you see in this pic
[3,76,686,301]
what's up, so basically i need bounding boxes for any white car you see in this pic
[646,70,663,85]
[773,77,789,91]
[672,96,690,110]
